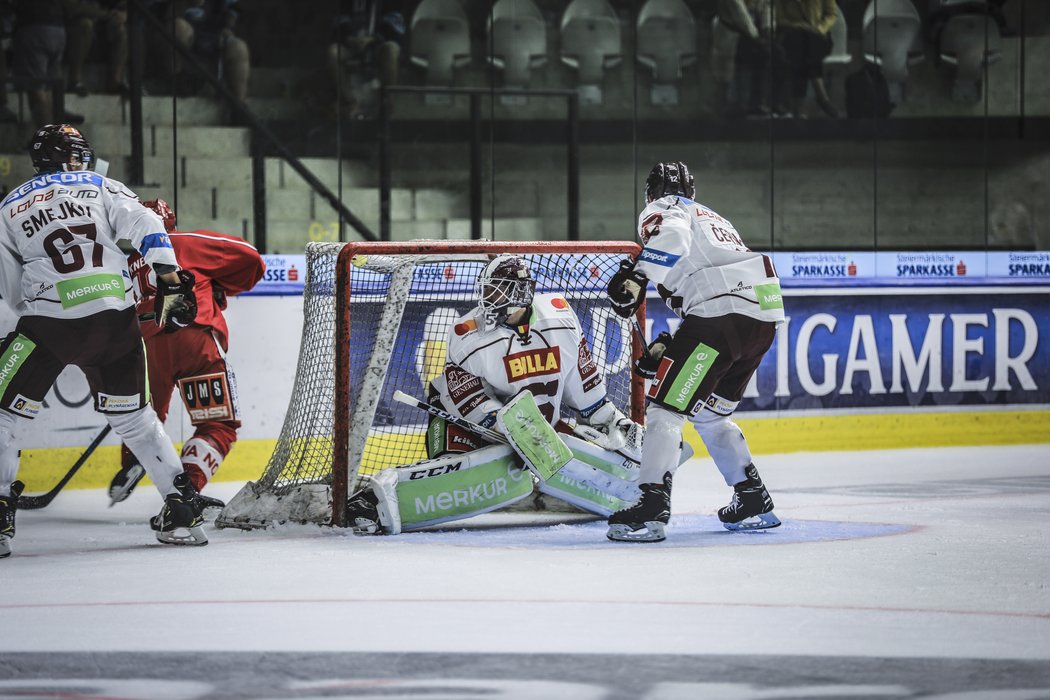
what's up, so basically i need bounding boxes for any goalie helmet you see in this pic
[28,124,95,174]
[474,255,536,331]
[142,198,177,233]
[644,161,694,205]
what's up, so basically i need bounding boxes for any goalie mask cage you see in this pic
[217,240,645,530]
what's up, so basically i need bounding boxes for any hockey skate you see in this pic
[718,463,781,531]
[607,472,672,543]
[0,481,25,559]
[346,489,382,535]
[108,462,145,506]
[150,473,208,545]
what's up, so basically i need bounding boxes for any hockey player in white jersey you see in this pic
[346,255,639,535]
[605,161,785,542]
[0,124,207,557]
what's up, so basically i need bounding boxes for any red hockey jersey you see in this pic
[128,230,266,349]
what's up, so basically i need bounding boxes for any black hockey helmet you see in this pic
[644,161,695,204]
[28,124,95,174]
[475,255,536,331]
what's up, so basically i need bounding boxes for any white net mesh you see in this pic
[217,241,641,529]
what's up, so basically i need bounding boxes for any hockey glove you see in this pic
[155,269,198,333]
[634,331,672,380]
[576,401,631,451]
[606,259,647,319]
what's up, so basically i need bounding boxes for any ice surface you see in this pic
[2,445,1049,698]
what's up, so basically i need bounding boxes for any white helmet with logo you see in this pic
[474,255,536,331]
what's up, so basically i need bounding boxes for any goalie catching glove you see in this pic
[155,269,198,332]
[634,331,672,380]
[575,400,631,451]
[606,259,648,319]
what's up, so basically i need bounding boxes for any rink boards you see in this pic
[3,278,1048,493]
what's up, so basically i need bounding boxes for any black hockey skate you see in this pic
[108,462,145,506]
[607,472,672,543]
[0,481,25,559]
[346,488,382,535]
[718,463,781,531]
[150,473,208,546]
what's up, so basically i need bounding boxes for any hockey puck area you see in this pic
[1,652,1049,699]
[396,512,915,549]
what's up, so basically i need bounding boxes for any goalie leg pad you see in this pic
[538,435,641,517]
[369,445,534,534]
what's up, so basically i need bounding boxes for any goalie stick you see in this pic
[18,424,113,510]
[392,390,506,444]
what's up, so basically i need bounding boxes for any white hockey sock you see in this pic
[0,410,19,497]
[106,407,182,497]
[638,404,686,485]
[692,409,752,487]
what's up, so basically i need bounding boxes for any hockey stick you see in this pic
[391,390,506,444]
[18,424,113,510]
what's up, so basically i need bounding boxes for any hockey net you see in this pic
[217,240,644,529]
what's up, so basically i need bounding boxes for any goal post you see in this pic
[217,240,646,530]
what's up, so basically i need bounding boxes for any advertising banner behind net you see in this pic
[647,287,1049,412]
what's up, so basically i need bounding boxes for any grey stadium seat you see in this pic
[636,0,697,106]
[488,0,548,91]
[559,0,623,105]
[823,4,852,70]
[862,0,925,104]
[411,0,472,89]
[935,0,1003,103]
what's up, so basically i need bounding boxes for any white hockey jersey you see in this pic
[634,195,785,324]
[0,171,175,319]
[434,293,609,426]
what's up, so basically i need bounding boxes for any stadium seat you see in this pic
[559,0,623,105]
[636,0,697,106]
[410,0,472,92]
[824,4,852,70]
[935,1,1003,103]
[862,0,925,104]
[488,0,548,92]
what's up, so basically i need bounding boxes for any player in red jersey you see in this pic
[108,199,266,506]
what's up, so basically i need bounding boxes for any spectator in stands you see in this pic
[11,0,84,125]
[772,0,838,118]
[63,0,128,96]
[712,0,774,117]
[325,0,405,119]
[151,0,249,102]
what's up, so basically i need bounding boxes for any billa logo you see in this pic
[504,347,560,381]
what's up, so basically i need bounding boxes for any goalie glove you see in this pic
[576,401,630,451]
[155,269,198,333]
[634,331,672,380]
[606,259,647,319]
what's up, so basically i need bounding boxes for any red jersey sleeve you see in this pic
[170,231,266,296]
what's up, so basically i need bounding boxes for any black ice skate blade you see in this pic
[606,521,666,543]
[155,525,209,546]
[722,512,782,531]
